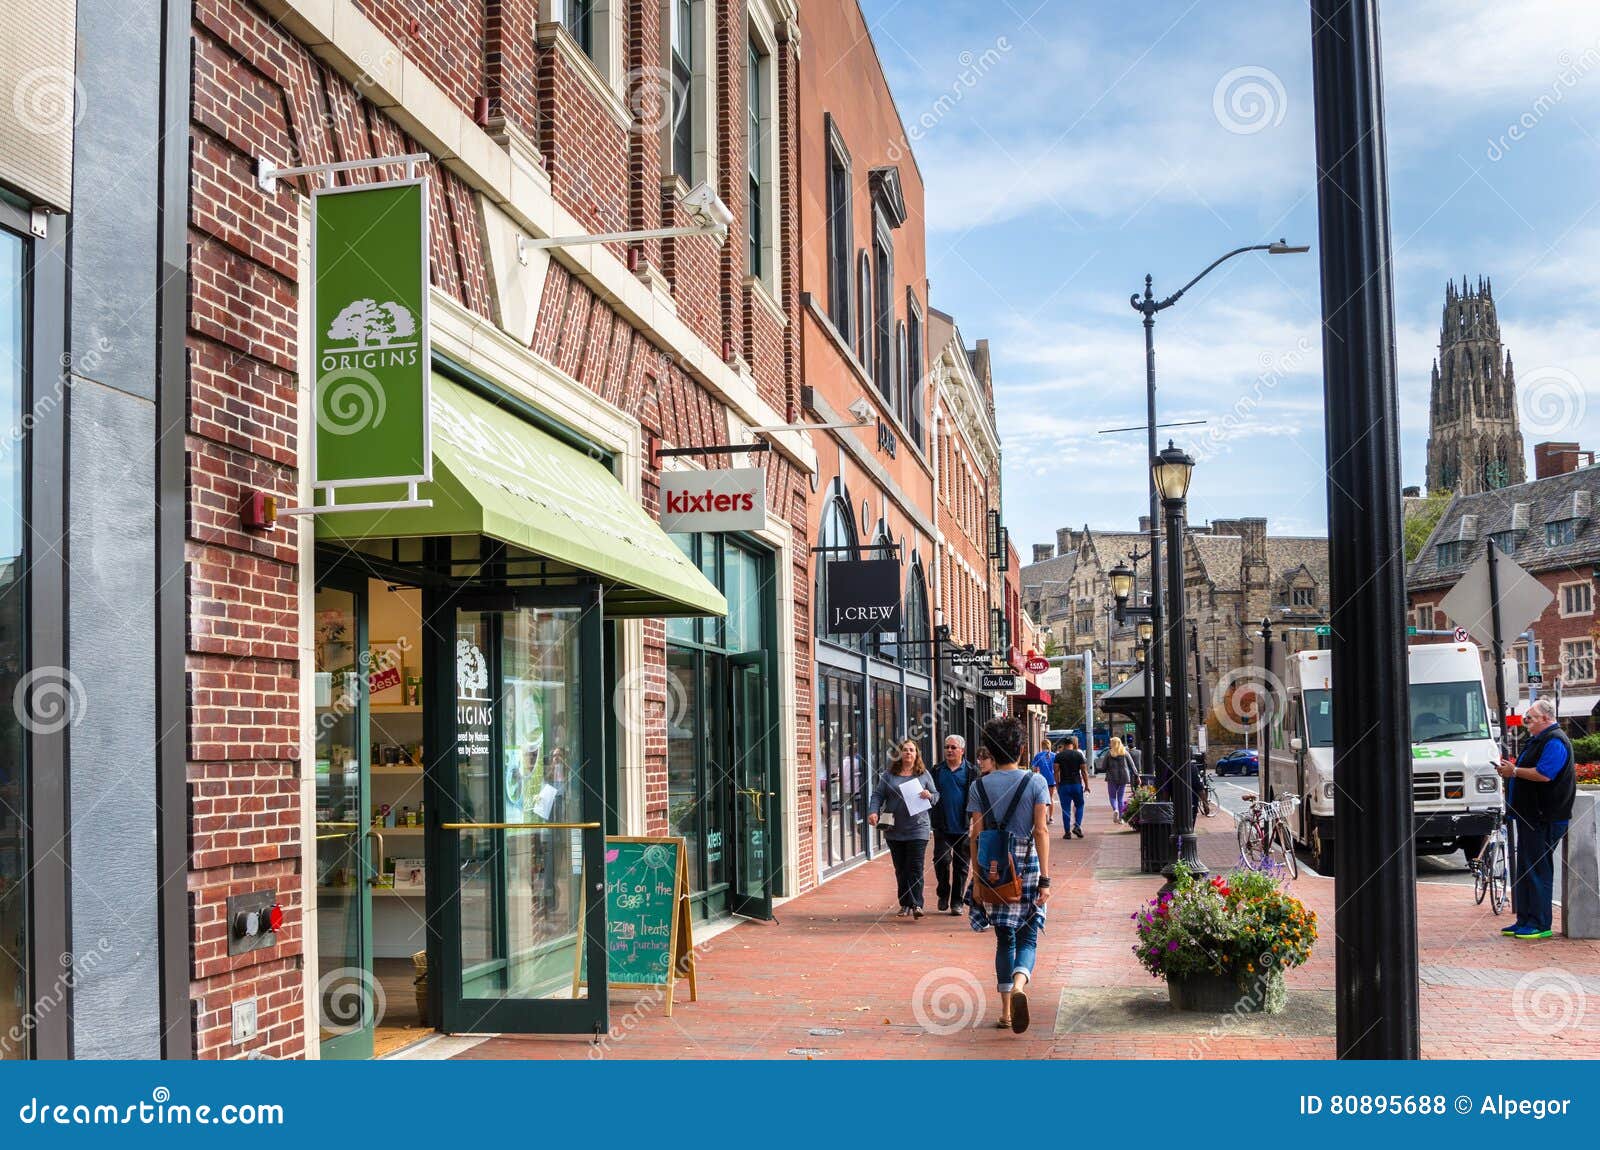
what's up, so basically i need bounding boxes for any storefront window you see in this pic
[906,689,932,772]
[872,681,900,778]
[819,669,866,869]
[903,562,930,673]
[665,535,771,917]
[0,230,26,1059]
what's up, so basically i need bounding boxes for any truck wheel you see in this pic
[1313,827,1336,877]
[1457,836,1486,870]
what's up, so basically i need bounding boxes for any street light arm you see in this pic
[1130,240,1306,315]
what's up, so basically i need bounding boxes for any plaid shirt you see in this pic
[964,836,1046,932]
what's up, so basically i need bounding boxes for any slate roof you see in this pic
[1407,466,1600,591]
[1189,534,1243,591]
[1266,537,1330,592]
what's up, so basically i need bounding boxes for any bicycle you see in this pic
[1236,793,1300,879]
[1198,770,1218,819]
[1469,811,1510,915]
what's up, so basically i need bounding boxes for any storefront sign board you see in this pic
[981,671,1018,692]
[659,467,767,533]
[575,837,698,1015]
[825,559,902,635]
[312,178,431,490]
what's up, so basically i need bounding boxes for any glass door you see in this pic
[313,578,376,1059]
[728,652,773,919]
[425,583,607,1036]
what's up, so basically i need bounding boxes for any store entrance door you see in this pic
[728,652,774,920]
[425,583,608,1036]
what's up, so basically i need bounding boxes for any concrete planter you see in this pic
[1167,968,1286,1014]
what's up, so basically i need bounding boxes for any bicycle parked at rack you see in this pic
[1236,793,1300,878]
[1468,810,1511,915]
[1198,769,1218,819]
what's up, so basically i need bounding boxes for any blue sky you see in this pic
[859,0,1600,551]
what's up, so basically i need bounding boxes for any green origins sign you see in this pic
[312,179,431,488]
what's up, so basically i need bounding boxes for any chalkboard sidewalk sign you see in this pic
[573,836,698,1016]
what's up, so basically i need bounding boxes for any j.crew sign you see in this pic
[826,559,902,636]
[659,467,768,533]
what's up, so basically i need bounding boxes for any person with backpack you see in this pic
[1099,736,1136,824]
[1054,736,1089,839]
[965,716,1052,1033]
[1495,698,1576,940]
[868,737,940,918]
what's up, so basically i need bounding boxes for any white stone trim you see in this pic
[258,0,816,474]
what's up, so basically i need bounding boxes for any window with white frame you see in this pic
[906,300,924,450]
[871,213,893,400]
[566,0,597,53]
[549,1,625,92]
[746,39,764,281]
[856,251,872,371]
[670,0,694,177]
[1560,580,1593,617]
[1562,637,1595,683]
[1416,602,1435,631]
[1291,586,1315,609]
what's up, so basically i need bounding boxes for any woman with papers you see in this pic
[867,738,941,918]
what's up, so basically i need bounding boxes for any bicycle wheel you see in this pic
[1202,784,1218,818]
[1270,822,1297,879]
[1238,816,1267,870]
[1472,859,1488,905]
[1489,840,1509,915]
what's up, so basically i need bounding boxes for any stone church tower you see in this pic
[1425,277,1525,494]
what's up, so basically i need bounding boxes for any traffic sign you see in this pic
[1528,673,1544,684]
[1314,624,1331,636]
[1453,626,1469,643]
[1092,682,1109,691]
[1406,625,1417,635]
[1437,547,1553,651]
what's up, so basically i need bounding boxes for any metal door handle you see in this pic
[364,827,385,887]
[738,788,766,824]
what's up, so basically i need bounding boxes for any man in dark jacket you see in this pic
[930,734,973,914]
[1496,698,1576,940]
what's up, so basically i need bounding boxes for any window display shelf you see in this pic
[371,703,422,714]
[371,764,423,776]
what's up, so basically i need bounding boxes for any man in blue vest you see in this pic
[1495,698,1576,940]
[930,735,973,914]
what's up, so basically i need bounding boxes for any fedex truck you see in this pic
[1265,643,1504,875]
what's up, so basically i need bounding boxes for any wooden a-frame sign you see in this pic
[573,836,698,1016]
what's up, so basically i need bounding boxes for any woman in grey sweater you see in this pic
[868,738,940,917]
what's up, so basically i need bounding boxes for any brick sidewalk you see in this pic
[451,804,1600,1060]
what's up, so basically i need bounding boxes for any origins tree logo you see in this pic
[456,638,490,701]
[328,298,418,349]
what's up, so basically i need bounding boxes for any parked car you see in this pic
[1215,748,1259,776]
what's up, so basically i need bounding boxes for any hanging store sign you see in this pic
[981,671,1018,693]
[825,559,901,635]
[312,178,431,492]
[659,467,767,533]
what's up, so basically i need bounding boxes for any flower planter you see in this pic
[1167,968,1285,1014]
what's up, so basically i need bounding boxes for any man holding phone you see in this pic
[1495,698,1576,940]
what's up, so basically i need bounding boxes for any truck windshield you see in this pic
[1302,690,1333,747]
[1410,680,1490,743]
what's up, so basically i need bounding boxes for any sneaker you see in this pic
[937,898,949,911]
[1074,826,1084,839]
[912,907,925,919]
[1512,926,1551,940]
[1500,924,1522,936]
[949,906,962,916]
[896,908,910,918]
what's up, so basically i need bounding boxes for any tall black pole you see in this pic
[1487,541,1509,731]
[1310,0,1421,1060]
[1141,637,1152,779]
[1163,492,1199,872]
[1259,617,1274,803]
[1138,288,1169,778]
[1191,621,1206,737]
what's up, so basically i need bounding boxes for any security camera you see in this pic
[847,397,874,423]
[680,180,734,232]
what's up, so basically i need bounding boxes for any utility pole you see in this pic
[1310,0,1421,1060]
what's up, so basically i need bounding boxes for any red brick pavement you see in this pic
[453,804,1600,1060]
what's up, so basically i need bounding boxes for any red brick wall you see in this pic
[186,0,814,1057]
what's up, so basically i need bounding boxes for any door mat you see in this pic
[1054,986,1337,1038]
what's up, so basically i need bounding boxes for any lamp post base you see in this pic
[1158,834,1208,891]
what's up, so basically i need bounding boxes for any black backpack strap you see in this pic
[999,772,1031,829]
[975,776,999,831]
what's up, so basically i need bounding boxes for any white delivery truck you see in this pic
[1265,642,1504,875]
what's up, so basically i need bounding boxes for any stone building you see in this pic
[1407,466,1600,727]
[1023,518,1329,738]
[1425,277,1526,495]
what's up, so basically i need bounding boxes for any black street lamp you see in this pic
[1137,617,1154,780]
[1258,615,1275,802]
[1152,441,1198,874]
[1130,238,1308,787]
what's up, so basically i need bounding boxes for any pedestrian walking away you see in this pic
[1030,740,1057,827]
[930,734,973,914]
[965,716,1052,1034]
[868,737,940,918]
[1055,736,1089,839]
[1496,698,1575,940]
[1099,736,1136,823]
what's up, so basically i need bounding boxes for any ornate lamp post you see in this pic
[1153,441,1199,874]
[1137,617,1154,779]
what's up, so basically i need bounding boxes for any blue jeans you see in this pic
[1512,817,1564,932]
[1057,783,1085,829]
[993,921,1039,991]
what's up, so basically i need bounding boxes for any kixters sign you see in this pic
[825,559,901,636]
[659,467,768,533]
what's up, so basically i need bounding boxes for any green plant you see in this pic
[1570,734,1600,765]
[1122,783,1157,825]
[1402,489,1454,561]
[1131,863,1318,989]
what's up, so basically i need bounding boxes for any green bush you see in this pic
[1571,733,1600,764]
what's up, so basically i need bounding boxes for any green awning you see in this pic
[316,373,726,618]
